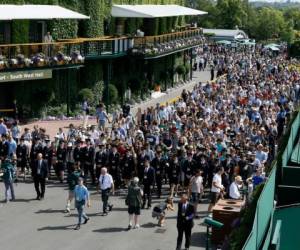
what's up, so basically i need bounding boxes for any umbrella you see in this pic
[216,40,231,45]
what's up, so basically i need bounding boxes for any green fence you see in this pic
[243,112,300,249]
[282,112,300,166]
[242,165,277,250]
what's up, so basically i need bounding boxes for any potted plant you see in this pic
[0,55,6,70]
[56,51,65,65]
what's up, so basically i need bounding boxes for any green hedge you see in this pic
[82,0,104,37]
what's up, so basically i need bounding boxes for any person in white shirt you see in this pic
[189,170,203,218]
[208,167,224,212]
[229,175,243,200]
[99,167,114,216]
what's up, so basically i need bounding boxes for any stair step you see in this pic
[282,166,300,186]
[277,185,300,206]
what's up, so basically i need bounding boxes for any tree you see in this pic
[216,0,247,29]
[254,7,286,41]
[194,0,218,28]
[284,8,300,31]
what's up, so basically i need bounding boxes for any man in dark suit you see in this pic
[142,156,155,209]
[176,194,195,250]
[31,153,48,200]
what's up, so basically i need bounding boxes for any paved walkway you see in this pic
[20,70,210,139]
[0,183,209,250]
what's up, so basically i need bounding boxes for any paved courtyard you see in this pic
[0,182,209,250]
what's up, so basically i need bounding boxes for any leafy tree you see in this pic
[254,7,286,41]
[216,0,247,29]
[284,8,300,31]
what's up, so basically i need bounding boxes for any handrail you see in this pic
[137,28,201,40]
[0,37,130,48]
[0,29,200,49]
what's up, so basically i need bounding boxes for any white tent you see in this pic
[111,4,207,18]
[0,5,89,20]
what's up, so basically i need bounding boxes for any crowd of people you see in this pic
[1,42,299,249]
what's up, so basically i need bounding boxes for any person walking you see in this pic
[1,157,16,202]
[99,167,114,216]
[208,167,224,212]
[74,177,90,230]
[126,177,143,230]
[96,103,110,131]
[65,164,82,213]
[31,153,48,200]
[176,194,195,250]
[189,170,203,219]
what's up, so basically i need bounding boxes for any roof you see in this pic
[0,5,89,20]
[203,29,247,39]
[111,4,207,18]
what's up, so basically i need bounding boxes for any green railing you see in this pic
[281,112,300,166]
[243,112,300,249]
[243,165,277,250]
[130,28,203,58]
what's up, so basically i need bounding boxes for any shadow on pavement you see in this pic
[35,209,65,214]
[141,222,157,228]
[37,224,76,231]
[93,227,126,233]
[67,212,100,218]
[109,207,128,212]
[12,198,36,203]
[190,231,207,248]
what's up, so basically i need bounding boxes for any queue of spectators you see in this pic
[0,44,297,223]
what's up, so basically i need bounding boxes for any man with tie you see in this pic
[142,156,155,209]
[176,194,195,250]
[99,167,114,216]
[31,153,48,200]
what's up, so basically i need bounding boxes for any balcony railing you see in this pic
[130,28,204,58]
[0,37,133,71]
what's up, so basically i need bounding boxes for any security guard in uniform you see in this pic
[56,140,67,183]
[95,142,108,183]
[121,147,135,187]
[30,138,43,169]
[82,138,95,185]
[108,144,121,188]
[16,137,28,179]
[151,148,167,198]
[142,156,155,209]
[73,140,82,168]
[43,139,53,177]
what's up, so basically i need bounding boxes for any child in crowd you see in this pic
[152,197,174,227]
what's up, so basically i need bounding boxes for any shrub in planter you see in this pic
[78,88,94,103]
[103,83,119,104]
[185,64,190,74]
[176,65,186,75]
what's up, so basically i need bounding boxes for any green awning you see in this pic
[216,40,231,45]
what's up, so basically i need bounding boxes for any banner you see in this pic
[0,69,52,82]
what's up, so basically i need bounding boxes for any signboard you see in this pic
[0,69,52,83]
